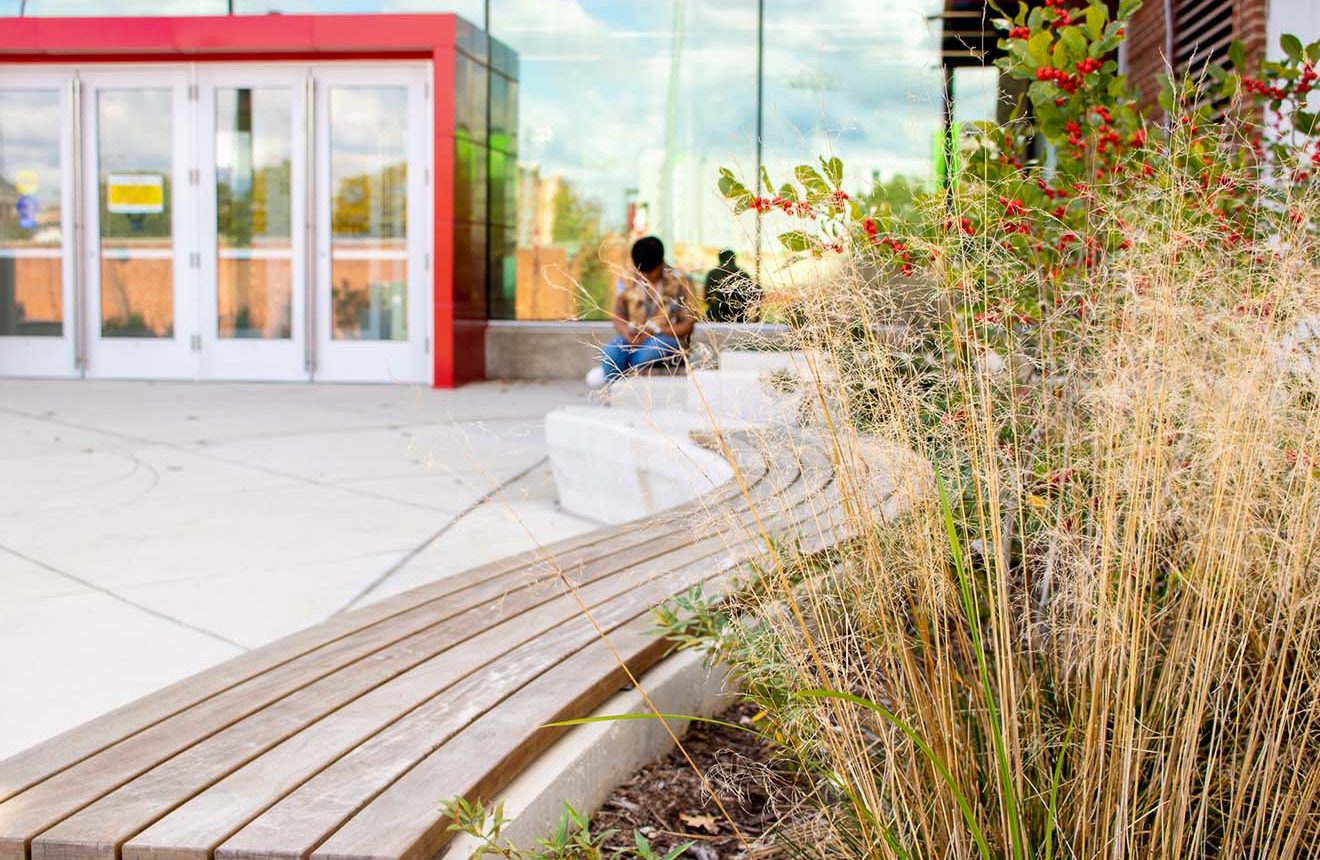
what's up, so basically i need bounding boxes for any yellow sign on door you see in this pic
[107,173,165,215]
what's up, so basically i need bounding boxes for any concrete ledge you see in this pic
[486,321,794,381]
[439,649,736,860]
[687,369,801,427]
[600,376,690,411]
[546,406,735,524]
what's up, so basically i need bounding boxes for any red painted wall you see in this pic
[0,13,480,388]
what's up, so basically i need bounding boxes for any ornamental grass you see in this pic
[679,6,1320,859]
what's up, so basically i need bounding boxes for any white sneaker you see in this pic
[584,366,608,389]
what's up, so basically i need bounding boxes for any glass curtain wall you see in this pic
[6,0,950,323]
[488,0,944,321]
[488,0,758,321]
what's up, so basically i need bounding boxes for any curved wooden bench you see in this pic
[0,430,849,860]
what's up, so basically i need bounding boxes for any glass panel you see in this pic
[953,66,1001,126]
[216,87,294,339]
[329,86,408,342]
[24,0,225,13]
[489,0,757,320]
[0,1,22,16]
[0,90,63,337]
[455,53,488,144]
[760,0,943,284]
[454,138,487,224]
[98,88,173,339]
[489,73,517,155]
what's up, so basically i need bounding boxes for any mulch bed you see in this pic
[590,701,793,860]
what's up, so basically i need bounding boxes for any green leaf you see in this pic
[777,181,795,201]
[794,164,829,195]
[1058,26,1088,64]
[717,169,751,202]
[779,230,815,253]
[820,155,844,188]
[1085,3,1106,39]
[1027,30,1052,64]
[759,165,772,195]
[1228,39,1246,70]
[1282,33,1304,61]
[1294,109,1319,135]
[1116,0,1142,20]
[1308,39,1320,63]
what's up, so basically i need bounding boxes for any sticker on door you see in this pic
[106,173,164,214]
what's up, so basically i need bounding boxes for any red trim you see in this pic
[0,13,475,388]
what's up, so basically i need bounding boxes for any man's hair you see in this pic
[631,236,665,272]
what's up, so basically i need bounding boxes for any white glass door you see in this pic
[83,69,197,380]
[0,71,76,378]
[313,66,430,384]
[197,68,307,381]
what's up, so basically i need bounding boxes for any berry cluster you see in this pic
[1036,64,1082,95]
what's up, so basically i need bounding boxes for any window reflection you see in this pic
[330,86,408,342]
[98,88,174,339]
[216,87,293,339]
[760,0,943,281]
[0,90,62,337]
[489,0,758,321]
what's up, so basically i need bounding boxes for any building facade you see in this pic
[4,0,1307,387]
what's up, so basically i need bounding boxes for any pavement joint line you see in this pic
[334,454,552,616]
[0,404,544,517]
[0,543,249,652]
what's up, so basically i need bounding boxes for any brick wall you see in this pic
[1123,0,1268,119]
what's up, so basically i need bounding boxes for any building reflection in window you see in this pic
[489,0,757,321]
[490,0,943,322]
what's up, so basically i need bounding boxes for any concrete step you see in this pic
[686,369,801,427]
[546,406,735,524]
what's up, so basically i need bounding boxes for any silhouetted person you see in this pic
[703,249,760,323]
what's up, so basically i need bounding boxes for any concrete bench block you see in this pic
[546,406,735,524]
[718,348,813,375]
[685,369,801,427]
[599,375,690,411]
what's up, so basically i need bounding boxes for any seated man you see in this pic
[586,236,695,388]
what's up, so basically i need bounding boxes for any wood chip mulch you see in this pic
[590,701,795,860]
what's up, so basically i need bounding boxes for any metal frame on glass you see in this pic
[196,65,308,381]
[81,66,197,380]
[0,68,77,377]
[312,63,431,385]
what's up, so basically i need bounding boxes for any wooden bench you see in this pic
[0,431,848,860]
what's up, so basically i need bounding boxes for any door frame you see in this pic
[0,68,78,378]
[81,66,198,380]
[195,65,310,382]
[312,63,433,385]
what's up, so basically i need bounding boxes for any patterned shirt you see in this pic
[618,268,695,341]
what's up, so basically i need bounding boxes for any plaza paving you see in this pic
[0,379,598,759]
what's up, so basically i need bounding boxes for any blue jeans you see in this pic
[600,335,682,381]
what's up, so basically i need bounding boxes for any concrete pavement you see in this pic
[0,380,599,759]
